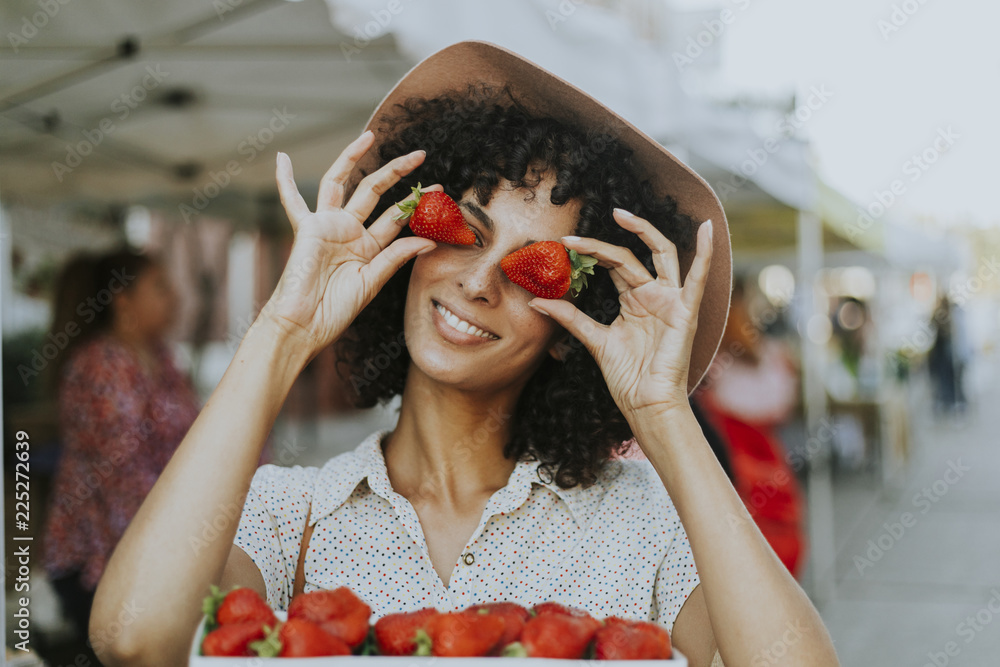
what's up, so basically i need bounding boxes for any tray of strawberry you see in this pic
[190,586,687,665]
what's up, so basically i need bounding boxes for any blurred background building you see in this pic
[3,0,997,665]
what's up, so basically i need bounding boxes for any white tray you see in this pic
[189,612,687,665]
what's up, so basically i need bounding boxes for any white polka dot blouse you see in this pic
[234,428,700,633]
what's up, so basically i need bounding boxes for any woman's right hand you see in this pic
[261,131,438,358]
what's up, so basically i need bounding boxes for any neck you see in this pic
[110,323,155,353]
[385,364,521,510]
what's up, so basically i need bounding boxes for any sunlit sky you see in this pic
[670,0,997,228]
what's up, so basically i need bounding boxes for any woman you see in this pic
[41,248,201,645]
[91,43,839,666]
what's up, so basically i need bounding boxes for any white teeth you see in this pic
[435,303,498,340]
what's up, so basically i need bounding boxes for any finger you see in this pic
[559,235,653,293]
[317,130,375,211]
[275,152,311,231]
[528,298,609,359]
[366,184,444,252]
[682,220,714,311]
[361,236,437,292]
[342,149,426,224]
[613,208,681,286]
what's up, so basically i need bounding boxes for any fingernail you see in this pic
[416,244,435,255]
[358,130,373,142]
[528,302,547,315]
[704,219,713,241]
[562,235,580,242]
[614,208,635,218]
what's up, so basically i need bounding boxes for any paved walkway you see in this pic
[820,363,1000,666]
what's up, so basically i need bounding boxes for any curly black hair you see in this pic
[334,84,697,489]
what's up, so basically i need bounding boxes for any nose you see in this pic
[458,256,503,304]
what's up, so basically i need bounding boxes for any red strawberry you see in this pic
[501,241,597,299]
[503,613,600,659]
[374,607,440,656]
[215,588,276,627]
[465,602,530,654]
[201,621,267,657]
[287,587,372,648]
[594,617,672,659]
[414,611,506,657]
[395,183,475,245]
[251,619,352,657]
[530,601,594,619]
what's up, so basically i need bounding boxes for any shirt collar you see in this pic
[309,429,599,530]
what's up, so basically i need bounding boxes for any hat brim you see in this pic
[348,40,731,395]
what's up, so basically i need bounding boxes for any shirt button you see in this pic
[462,552,475,565]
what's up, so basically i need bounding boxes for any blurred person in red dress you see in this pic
[39,248,201,654]
[697,278,807,580]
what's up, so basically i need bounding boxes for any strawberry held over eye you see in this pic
[501,241,597,299]
[395,183,476,246]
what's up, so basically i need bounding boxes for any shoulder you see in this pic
[249,463,320,499]
[249,433,379,516]
[64,333,133,379]
[598,458,677,507]
[551,457,681,535]
[595,459,685,533]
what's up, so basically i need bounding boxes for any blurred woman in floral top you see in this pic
[40,248,201,646]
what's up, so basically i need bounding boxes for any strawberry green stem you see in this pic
[413,628,433,656]
[394,183,425,221]
[567,249,598,297]
[249,624,281,658]
[502,641,529,658]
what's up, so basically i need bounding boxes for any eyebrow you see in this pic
[459,200,538,245]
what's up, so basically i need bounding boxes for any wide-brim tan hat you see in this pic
[349,40,731,395]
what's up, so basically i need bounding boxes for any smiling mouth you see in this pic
[432,300,500,340]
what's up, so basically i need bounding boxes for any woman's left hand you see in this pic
[529,209,713,422]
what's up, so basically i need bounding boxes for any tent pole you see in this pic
[797,207,837,607]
